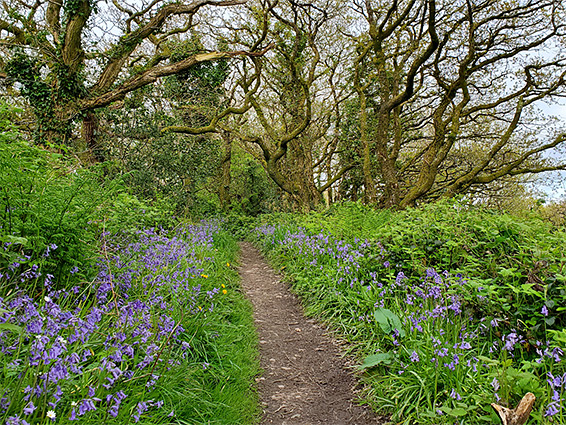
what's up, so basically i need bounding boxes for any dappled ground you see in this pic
[239,242,382,425]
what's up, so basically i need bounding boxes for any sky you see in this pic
[535,100,566,201]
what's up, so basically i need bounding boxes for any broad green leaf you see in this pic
[374,308,405,337]
[374,308,392,333]
[359,352,392,369]
[448,408,468,417]
[0,323,22,333]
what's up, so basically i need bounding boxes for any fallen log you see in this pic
[491,392,536,425]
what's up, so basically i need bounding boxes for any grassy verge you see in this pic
[250,201,566,425]
[172,229,261,425]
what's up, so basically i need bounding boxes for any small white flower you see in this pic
[57,336,67,345]
[44,296,52,303]
[71,401,77,407]
[46,410,56,419]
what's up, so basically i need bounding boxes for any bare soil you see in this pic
[238,242,384,425]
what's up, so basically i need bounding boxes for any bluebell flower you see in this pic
[545,402,560,417]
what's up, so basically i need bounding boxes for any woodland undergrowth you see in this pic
[0,115,260,425]
[250,201,566,425]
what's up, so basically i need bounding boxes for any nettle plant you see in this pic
[253,222,566,424]
[0,222,225,424]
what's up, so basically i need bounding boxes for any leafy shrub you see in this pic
[0,130,116,291]
[280,200,566,335]
[228,154,280,216]
[0,101,184,292]
[221,213,258,240]
[103,193,175,236]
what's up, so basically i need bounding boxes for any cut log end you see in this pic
[491,392,536,425]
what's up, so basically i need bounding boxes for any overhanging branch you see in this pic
[81,45,271,111]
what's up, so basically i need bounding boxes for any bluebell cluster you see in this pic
[0,221,224,424]
[254,223,565,421]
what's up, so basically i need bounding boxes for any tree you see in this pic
[351,0,438,206]
[97,35,236,214]
[0,0,264,155]
[349,0,566,208]
[229,0,353,210]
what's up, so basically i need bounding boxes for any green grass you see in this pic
[133,230,262,425]
[174,234,261,424]
[166,291,261,425]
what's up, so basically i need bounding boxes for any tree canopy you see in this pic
[2,0,566,211]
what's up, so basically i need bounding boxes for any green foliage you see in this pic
[0,102,22,140]
[229,153,280,216]
[252,201,566,424]
[121,132,221,215]
[374,308,405,337]
[102,84,223,216]
[103,193,174,236]
[335,100,369,200]
[54,62,87,99]
[63,0,96,17]
[287,199,566,334]
[221,213,258,240]
[5,51,52,106]
[165,34,230,120]
[102,33,233,217]
[5,52,64,143]
[0,137,109,289]
[0,102,177,291]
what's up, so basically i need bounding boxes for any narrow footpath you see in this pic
[238,242,382,425]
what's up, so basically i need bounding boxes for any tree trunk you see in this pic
[38,104,74,148]
[359,94,376,204]
[288,139,322,211]
[325,152,334,206]
[375,109,401,208]
[219,130,232,211]
[82,111,104,161]
[491,393,535,425]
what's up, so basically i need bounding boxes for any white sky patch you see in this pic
[533,98,566,201]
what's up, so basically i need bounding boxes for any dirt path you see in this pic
[238,242,382,425]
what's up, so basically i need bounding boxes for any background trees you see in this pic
[205,0,364,211]
[346,0,566,208]
[2,0,565,213]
